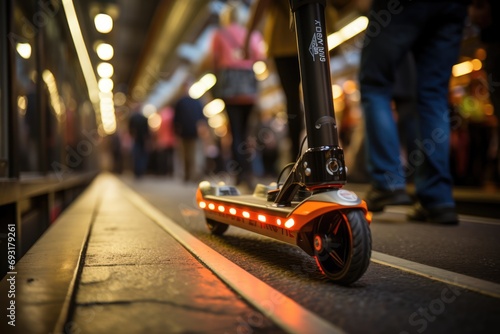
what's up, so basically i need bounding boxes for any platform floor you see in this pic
[1,173,499,334]
[0,174,288,334]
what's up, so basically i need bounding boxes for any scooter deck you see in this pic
[196,183,368,249]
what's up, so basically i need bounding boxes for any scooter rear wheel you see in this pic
[206,218,229,235]
[313,209,371,284]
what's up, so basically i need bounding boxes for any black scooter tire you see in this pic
[206,218,229,236]
[313,209,371,284]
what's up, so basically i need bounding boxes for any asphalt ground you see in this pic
[121,174,500,334]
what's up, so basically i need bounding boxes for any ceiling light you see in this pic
[471,59,482,71]
[97,62,114,78]
[207,113,226,128]
[142,103,157,117]
[98,78,114,92]
[189,73,217,99]
[16,43,32,59]
[203,98,225,118]
[148,113,162,131]
[200,73,217,88]
[253,61,266,75]
[96,42,114,60]
[94,13,113,33]
[113,92,127,106]
[332,84,343,99]
[452,61,473,77]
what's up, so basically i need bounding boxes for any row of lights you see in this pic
[93,12,116,135]
[60,0,119,135]
[198,201,296,229]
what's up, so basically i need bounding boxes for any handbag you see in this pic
[213,29,258,100]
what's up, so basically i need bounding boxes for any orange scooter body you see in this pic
[196,182,371,255]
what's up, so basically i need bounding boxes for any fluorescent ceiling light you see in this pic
[62,0,100,104]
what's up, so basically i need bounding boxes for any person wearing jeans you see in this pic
[358,0,469,224]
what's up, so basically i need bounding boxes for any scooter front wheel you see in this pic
[206,218,229,235]
[313,209,371,284]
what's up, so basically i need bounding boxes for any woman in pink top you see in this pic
[210,3,264,188]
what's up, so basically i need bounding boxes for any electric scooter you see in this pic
[196,0,372,284]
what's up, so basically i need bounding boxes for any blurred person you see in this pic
[345,0,418,185]
[128,105,150,178]
[109,130,124,174]
[469,0,500,187]
[245,0,303,161]
[197,121,224,177]
[210,2,264,188]
[348,54,418,184]
[156,105,177,177]
[173,82,207,183]
[358,0,469,224]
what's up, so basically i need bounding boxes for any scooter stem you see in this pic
[291,0,338,148]
[274,0,347,206]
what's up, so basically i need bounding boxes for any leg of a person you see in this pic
[140,145,149,176]
[178,139,188,181]
[166,147,174,177]
[132,142,147,177]
[411,3,467,208]
[394,97,418,180]
[175,141,182,179]
[132,142,140,177]
[183,139,198,182]
[226,104,253,181]
[157,147,166,175]
[274,55,303,160]
[394,51,418,171]
[359,1,421,191]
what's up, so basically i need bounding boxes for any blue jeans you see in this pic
[359,0,467,208]
[132,142,148,177]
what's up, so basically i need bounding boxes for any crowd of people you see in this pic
[113,0,498,225]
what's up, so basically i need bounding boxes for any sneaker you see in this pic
[407,203,459,225]
[365,187,413,212]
